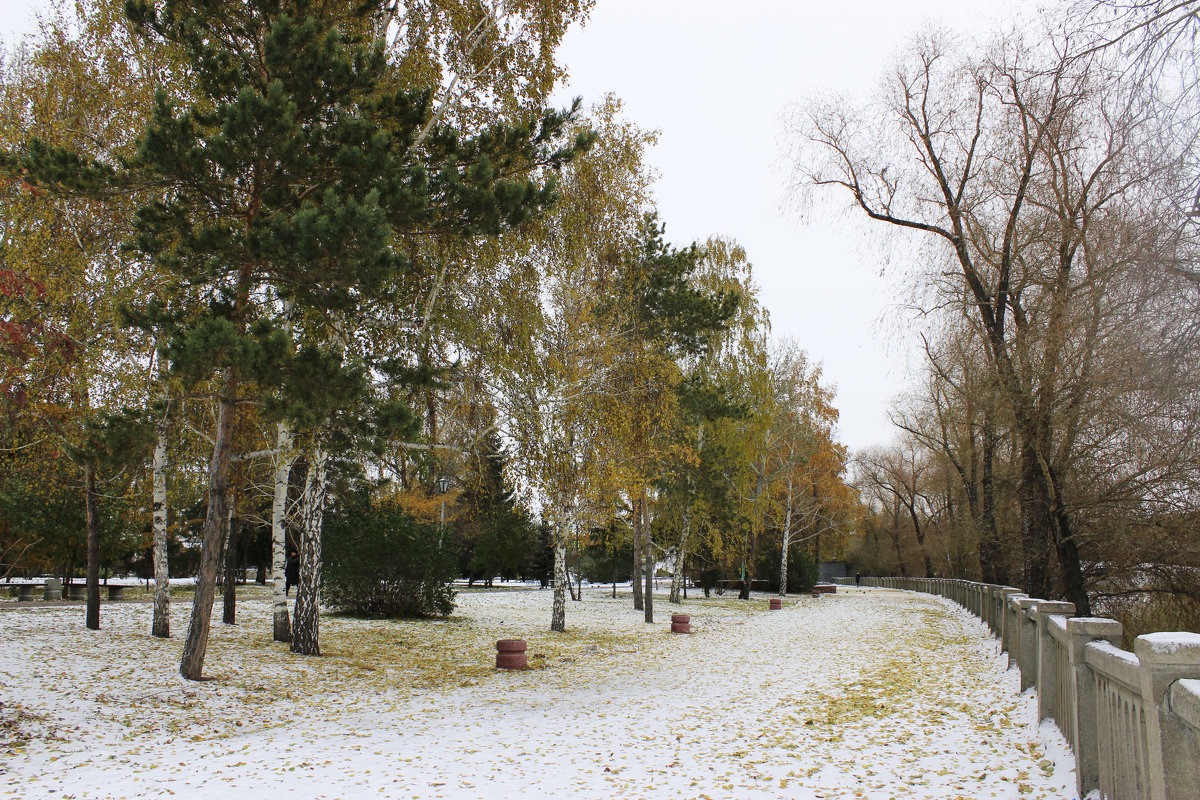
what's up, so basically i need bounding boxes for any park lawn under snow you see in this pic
[0,585,1077,800]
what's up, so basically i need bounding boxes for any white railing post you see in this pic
[1134,633,1200,800]
[1004,593,1027,665]
[999,589,1022,653]
[1068,617,1123,799]
[1017,597,1041,690]
[1035,601,1075,722]
[987,585,1007,634]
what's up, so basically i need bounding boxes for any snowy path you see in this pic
[0,587,1076,799]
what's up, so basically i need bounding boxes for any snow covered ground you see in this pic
[0,585,1078,799]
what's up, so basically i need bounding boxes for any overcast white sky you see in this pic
[549,0,1044,453]
[1,0,1044,452]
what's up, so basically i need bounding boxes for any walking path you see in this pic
[0,586,1076,799]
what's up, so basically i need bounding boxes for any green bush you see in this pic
[756,546,820,594]
[577,518,634,585]
[322,492,456,618]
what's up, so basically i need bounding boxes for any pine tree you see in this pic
[4,0,589,678]
[609,216,740,622]
[68,408,155,630]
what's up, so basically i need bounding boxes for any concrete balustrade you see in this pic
[1136,634,1200,800]
[1017,597,1041,690]
[1067,617,1124,797]
[999,588,1023,653]
[834,575,1200,800]
[1034,602,1074,728]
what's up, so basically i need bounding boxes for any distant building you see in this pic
[818,561,848,581]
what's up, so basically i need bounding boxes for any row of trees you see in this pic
[800,1,1200,623]
[392,90,857,631]
[1,0,855,680]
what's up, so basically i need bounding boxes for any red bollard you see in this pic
[769,598,782,611]
[670,614,691,634]
[496,639,528,669]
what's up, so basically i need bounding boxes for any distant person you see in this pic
[285,551,300,596]
[855,572,861,587]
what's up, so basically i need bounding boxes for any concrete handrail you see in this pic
[850,575,1200,800]
[1172,679,1200,730]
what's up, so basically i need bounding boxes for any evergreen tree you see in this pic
[579,517,633,596]
[608,216,740,622]
[457,437,538,585]
[624,215,741,360]
[68,407,155,630]
[321,486,457,619]
[12,0,589,678]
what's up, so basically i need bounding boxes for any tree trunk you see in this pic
[551,525,567,632]
[642,489,653,624]
[892,532,908,576]
[1015,410,1089,611]
[631,496,643,611]
[890,505,908,576]
[610,538,618,598]
[567,519,581,601]
[1018,440,1052,599]
[271,421,295,643]
[1053,505,1091,615]
[810,480,823,569]
[180,374,238,680]
[906,503,935,579]
[739,515,753,600]
[977,413,1006,585]
[671,422,702,605]
[151,418,170,638]
[84,462,100,631]
[222,507,239,625]
[668,506,691,604]
[778,473,795,596]
[741,461,765,601]
[291,445,327,656]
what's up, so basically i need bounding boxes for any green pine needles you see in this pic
[8,0,592,678]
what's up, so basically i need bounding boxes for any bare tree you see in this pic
[790,22,1199,613]
[857,443,938,578]
[891,323,1014,584]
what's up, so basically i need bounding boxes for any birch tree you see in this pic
[476,98,639,632]
[1,0,168,625]
[11,0,588,679]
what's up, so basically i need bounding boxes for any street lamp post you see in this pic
[436,476,449,547]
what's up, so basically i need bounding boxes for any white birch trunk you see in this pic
[669,508,691,604]
[631,506,643,611]
[670,422,703,605]
[291,446,327,656]
[570,519,583,602]
[550,518,568,632]
[642,488,654,623]
[271,421,296,642]
[779,471,795,596]
[151,418,170,638]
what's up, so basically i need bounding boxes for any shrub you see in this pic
[1103,591,1200,650]
[756,546,820,594]
[322,491,456,618]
